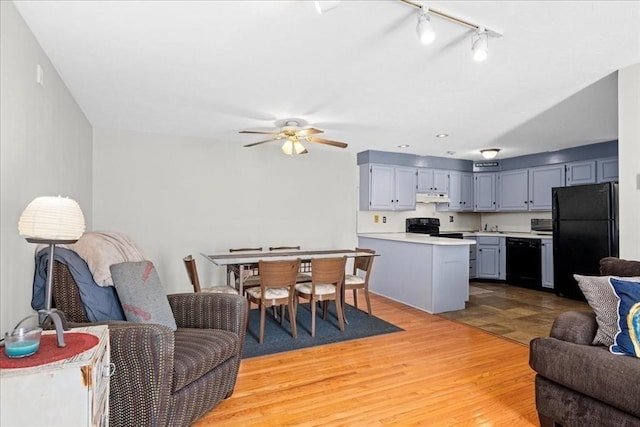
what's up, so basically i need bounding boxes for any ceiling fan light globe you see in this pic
[293,140,306,154]
[282,140,294,156]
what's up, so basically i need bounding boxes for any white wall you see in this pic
[92,128,358,293]
[0,2,93,332]
[618,63,640,259]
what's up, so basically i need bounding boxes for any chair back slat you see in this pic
[269,246,301,251]
[258,259,301,290]
[354,248,375,274]
[183,255,202,292]
[229,247,262,253]
[311,257,347,290]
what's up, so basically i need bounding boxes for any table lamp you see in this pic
[18,196,86,347]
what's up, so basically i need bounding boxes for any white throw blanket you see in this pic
[37,231,147,287]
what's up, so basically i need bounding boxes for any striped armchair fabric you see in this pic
[51,261,248,427]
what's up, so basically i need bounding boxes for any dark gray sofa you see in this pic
[529,257,640,427]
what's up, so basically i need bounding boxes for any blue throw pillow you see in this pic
[608,278,640,358]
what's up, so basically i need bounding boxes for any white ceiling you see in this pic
[13,1,640,160]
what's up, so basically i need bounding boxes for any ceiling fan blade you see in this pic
[297,127,324,136]
[239,130,280,135]
[243,138,279,147]
[307,137,348,149]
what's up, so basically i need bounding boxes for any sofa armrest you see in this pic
[549,311,597,345]
[168,293,248,336]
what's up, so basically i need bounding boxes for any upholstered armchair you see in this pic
[50,261,248,427]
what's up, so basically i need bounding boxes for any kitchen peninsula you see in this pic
[358,233,474,314]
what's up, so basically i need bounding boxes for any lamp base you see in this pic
[38,308,69,347]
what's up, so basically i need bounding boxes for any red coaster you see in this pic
[0,332,99,369]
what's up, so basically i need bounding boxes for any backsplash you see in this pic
[357,207,551,234]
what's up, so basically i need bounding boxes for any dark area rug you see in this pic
[243,303,403,358]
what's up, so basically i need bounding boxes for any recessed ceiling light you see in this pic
[398,144,410,148]
[446,151,456,156]
[436,134,449,138]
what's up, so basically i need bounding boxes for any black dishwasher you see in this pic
[506,238,542,289]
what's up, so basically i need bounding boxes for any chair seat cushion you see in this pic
[245,287,290,300]
[172,328,241,393]
[202,286,239,295]
[295,283,336,296]
[296,273,312,283]
[344,274,365,286]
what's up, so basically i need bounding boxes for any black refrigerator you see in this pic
[552,182,619,300]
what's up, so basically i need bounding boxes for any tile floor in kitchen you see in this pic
[438,281,592,345]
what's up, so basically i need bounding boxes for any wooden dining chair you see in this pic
[245,259,301,344]
[344,248,376,315]
[269,245,312,283]
[229,247,263,292]
[183,255,238,294]
[295,256,347,337]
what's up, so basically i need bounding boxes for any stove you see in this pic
[406,218,464,239]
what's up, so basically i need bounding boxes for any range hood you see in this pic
[416,193,450,204]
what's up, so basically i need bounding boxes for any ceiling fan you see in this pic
[240,120,348,155]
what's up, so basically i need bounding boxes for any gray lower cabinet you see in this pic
[476,236,505,280]
[466,237,477,279]
[541,238,554,289]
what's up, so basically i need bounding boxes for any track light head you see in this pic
[416,10,436,45]
[472,29,489,62]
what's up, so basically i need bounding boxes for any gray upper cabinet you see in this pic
[448,171,462,211]
[597,157,618,183]
[474,173,496,211]
[528,165,565,211]
[417,168,449,194]
[360,164,417,211]
[565,160,596,186]
[497,169,529,211]
[461,173,474,211]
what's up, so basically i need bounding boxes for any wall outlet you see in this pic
[449,215,454,223]
[374,215,379,223]
[382,216,386,223]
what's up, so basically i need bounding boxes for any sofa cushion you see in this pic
[111,261,177,331]
[172,328,240,393]
[609,278,640,358]
[600,257,640,277]
[530,337,640,417]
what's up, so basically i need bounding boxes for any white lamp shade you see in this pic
[417,13,436,45]
[18,196,85,240]
[472,32,489,62]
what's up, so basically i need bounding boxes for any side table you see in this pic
[1,325,110,426]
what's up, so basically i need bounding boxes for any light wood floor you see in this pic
[195,292,540,426]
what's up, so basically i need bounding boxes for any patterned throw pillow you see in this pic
[574,274,640,346]
[609,278,640,358]
[110,261,177,331]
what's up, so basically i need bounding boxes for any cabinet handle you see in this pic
[530,200,533,203]
[525,201,528,204]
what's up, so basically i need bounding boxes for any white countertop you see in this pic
[358,233,475,246]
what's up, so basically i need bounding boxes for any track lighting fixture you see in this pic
[472,30,489,62]
[480,148,500,159]
[400,0,502,61]
[416,9,436,45]
[314,1,340,15]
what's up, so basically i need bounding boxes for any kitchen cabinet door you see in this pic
[597,157,618,183]
[417,169,434,193]
[395,166,418,210]
[528,165,565,211]
[477,244,500,279]
[541,238,554,289]
[461,172,474,211]
[448,171,462,211]
[433,169,449,194]
[565,160,596,186]
[497,169,528,211]
[361,164,417,211]
[474,173,496,211]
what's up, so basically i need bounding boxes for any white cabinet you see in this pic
[541,238,554,289]
[474,173,496,211]
[565,160,596,186]
[497,169,529,211]
[417,169,449,194]
[597,157,618,183]
[528,165,565,211]
[442,171,473,212]
[460,173,474,211]
[1,325,110,427]
[359,164,417,211]
[476,236,505,280]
